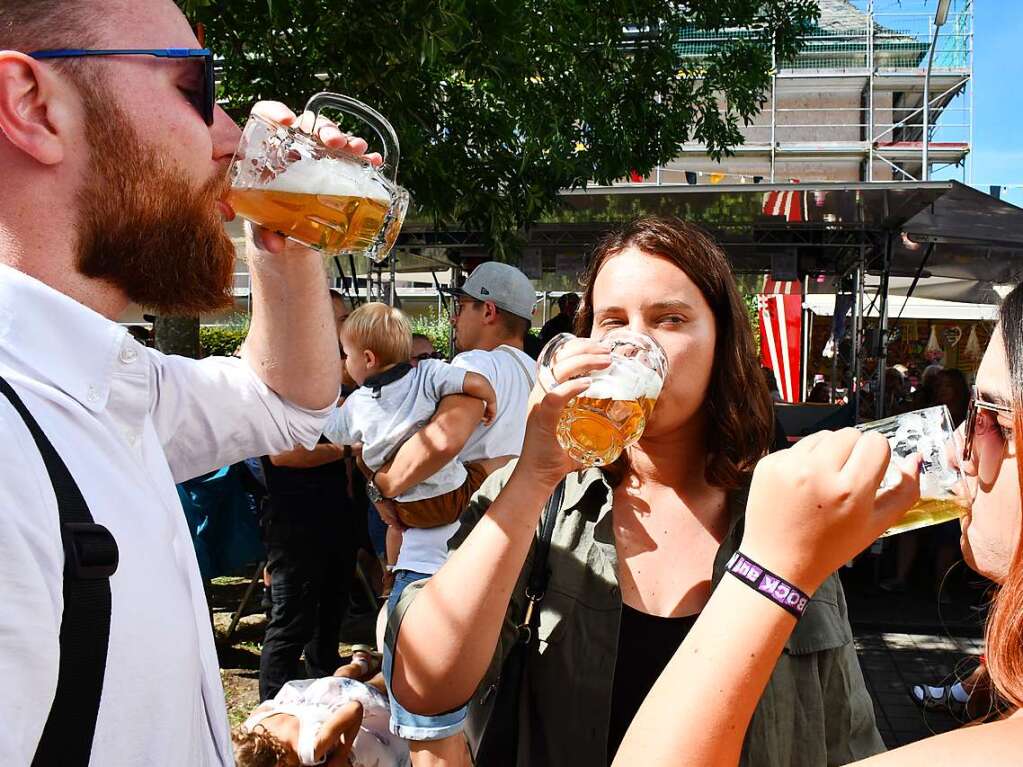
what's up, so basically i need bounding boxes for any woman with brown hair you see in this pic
[384,217,885,766]
[611,282,1023,766]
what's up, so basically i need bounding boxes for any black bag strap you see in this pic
[516,478,566,645]
[0,376,119,767]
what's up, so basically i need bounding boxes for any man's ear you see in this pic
[482,300,500,326]
[0,52,68,165]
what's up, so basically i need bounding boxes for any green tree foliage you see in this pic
[199,319,250,357]
[183,0,816,257]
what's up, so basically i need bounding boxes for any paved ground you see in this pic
[856,631,983,748]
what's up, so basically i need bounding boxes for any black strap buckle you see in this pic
[61,522,119,580]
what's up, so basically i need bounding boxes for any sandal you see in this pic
[909,682,969,719]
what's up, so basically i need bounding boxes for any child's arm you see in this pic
[322,401,360,446]
[460,371,498,425]
[317,701,364,767]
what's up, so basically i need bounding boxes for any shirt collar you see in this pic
[0,264,128,412]
[362,362,413,399]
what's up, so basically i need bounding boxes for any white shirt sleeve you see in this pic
[422,359,468,401]
[145,351,335,484]
[0,401,63,763]
[451,350,496,385]
[322,401,360,446]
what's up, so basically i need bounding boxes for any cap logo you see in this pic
[479,286,490,295]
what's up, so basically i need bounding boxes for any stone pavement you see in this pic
[841,560,991,750]
[855,630,984,748]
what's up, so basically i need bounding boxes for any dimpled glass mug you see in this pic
[227,92,410,263]
[855,405,971,536]
[538,330,668,467]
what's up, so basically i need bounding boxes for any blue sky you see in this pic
[955,0,1023,206]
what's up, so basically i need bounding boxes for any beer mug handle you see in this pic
[304,92,401,181]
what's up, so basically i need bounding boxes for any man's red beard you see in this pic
[74,79,237,316]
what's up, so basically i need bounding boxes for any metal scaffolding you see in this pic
[628,0,974,187]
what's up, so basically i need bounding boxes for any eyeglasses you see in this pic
[963,386,1015,462]
[453,298,484,317]
[412,351,444,362]
[29,48,216,126]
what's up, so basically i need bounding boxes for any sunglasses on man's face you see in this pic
[963,386,1015,463]
[29,48,216,126]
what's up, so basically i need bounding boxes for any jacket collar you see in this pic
[0,264,128,413]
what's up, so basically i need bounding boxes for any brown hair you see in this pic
[983,283,1023,712]
[343,302,413,367]
[0,1,100,72]
[575,216,773,489]
[232,726,295,767]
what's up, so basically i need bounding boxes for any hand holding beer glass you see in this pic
[228,93,409,262]
[538,330,668,467]
[855,405,970,536]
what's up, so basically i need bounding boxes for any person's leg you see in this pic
[259,532,318,700]
[304,503,358,679]
[386,527,403,571]
[409,735,472,767]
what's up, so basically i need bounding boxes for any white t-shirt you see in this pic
[323,359,468,503]
[243,677,410,767]
[397,345,536,574]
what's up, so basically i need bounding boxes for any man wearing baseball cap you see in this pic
[369,261,537,766]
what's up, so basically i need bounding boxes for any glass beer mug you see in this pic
[538,330,668,467]
[227,92,410,262]
[856,405,971,536]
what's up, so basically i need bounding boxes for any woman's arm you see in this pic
[613,429,921,767]
[390,466,557,713]
[389,339,609,714]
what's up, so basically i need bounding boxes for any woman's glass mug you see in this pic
[855,405,971,536]
[227,92,410,263]
[538,330,668,467]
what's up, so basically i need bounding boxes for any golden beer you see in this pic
[228,95,410,261]
[556,396,657,467]
[880,496,968,537]
[227,188,390,256]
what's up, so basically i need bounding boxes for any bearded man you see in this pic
[0,1,380,764]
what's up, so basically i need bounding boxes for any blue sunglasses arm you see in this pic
[30,48,211,60]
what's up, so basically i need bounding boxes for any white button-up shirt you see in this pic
[0,264,333,766]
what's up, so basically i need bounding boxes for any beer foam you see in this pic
[260,157,390,202]
[583,357,663,400]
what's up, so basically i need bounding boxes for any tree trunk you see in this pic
[154,316,201,358]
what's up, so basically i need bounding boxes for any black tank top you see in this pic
[606,603,698,764]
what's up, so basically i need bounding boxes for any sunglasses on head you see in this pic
[29,48,216,126]
[412,351,443,362]
[963,386,1015,462]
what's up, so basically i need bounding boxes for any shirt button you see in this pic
[86,385,101,403]
[119,347,139,364]
[126,433,138,447]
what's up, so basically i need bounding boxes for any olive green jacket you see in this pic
[390,463,884,767]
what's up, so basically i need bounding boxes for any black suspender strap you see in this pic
[0,377,119,767]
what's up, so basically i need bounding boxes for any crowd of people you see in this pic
[2,2,1023,767]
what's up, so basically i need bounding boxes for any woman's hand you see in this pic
[517,337,611,488]
[740,428,921,593]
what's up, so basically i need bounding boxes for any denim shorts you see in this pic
[383,569,467,740]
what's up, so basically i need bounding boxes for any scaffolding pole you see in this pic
[876,234,892,418]
[867,0,875,181]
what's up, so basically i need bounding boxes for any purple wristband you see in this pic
[725,552,810,618]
